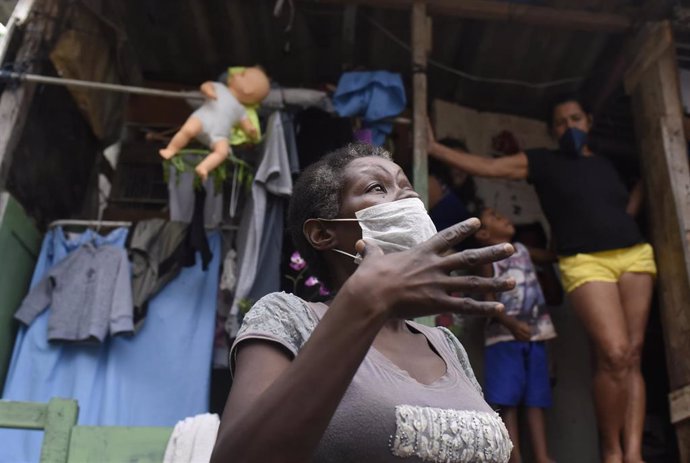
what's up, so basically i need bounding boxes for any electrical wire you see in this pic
[364,14,585,90]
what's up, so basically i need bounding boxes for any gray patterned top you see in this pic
[231,292,512,462]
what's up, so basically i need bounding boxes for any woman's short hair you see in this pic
[287,143,391,284]
[546,92,592,129]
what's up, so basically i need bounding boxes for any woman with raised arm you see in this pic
[428,95,656,463]
[211,143,516,463]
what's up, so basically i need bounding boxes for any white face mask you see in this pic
[321,197,438,263]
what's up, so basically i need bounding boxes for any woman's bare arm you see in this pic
[427,124,528,180]
[429,142,529,180]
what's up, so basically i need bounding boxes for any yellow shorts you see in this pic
[558,243,657,293]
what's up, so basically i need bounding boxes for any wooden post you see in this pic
[625,21,690,461]
[311,0,633,32]
[0,0,60,190]
[411,0,428,207]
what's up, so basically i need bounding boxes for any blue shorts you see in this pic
[484,341,552,408]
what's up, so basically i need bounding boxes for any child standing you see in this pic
[475,207,557,463]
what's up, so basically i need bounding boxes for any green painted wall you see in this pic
[0,192,41,391]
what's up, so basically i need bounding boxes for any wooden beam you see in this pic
[305,0,633,32]
[40,398,79,463]
[0,400,48,430]
[624,21,673,93]
[627,21,690,461]
[0,0,36,67]
[411,1,428,207]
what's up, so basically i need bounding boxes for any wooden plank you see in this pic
[0,0,61,190]
[624,21,673,93]
[411,0,428,208]
[0,400,48,430]
[308,0,633,32]
[68,426,172,463]
[670,384,690,425]
[40,398,78,463]
[628,29,690,460]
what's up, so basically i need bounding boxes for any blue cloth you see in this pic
[484,341,551,408]
[332,71,406,146]
[429,191,471,233]
[0,227,220,463]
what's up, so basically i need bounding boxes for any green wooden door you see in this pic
[0,192,41,390]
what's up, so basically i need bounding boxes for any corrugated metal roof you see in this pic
[116,0,654,119]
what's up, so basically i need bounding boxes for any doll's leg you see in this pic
[195,139,229,181]
[160,117,203,159]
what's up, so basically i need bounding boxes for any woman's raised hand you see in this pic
[342,218,515,320]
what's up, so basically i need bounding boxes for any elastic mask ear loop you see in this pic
[317,218,361,262]
[331,248,358,260]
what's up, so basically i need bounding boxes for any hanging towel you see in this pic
[163,413,220,463]
[332,71,406,146]
[168,158,224,228]
[227,112,293,337]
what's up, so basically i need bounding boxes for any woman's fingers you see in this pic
[437,294,505,316]
[356,239,384,260]
[420,218,482,254]
[440,243,514,271]
[439,275,515,294]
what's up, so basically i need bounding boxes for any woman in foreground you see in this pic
[211,143,516,462]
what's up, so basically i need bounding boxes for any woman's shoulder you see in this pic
[232,292,321,360]
[239,292,320,331]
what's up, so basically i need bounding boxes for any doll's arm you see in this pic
[200,81,218,100]
[239,117,259,142]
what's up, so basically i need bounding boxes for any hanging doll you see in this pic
[159,66,270,181]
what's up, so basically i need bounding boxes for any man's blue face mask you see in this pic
[558,127,589,157]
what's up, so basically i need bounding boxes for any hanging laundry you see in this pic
[332,71,406,146]
[263,87,334,112]
[280,111,300,174]
[14,242,133,343]
[228,112,293,337]
[168,155,223,228]
[0,227,221,463]
[180,187,213,271]
[219,248,237,292]
[163,413,220,463]
[127,219,188,330]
